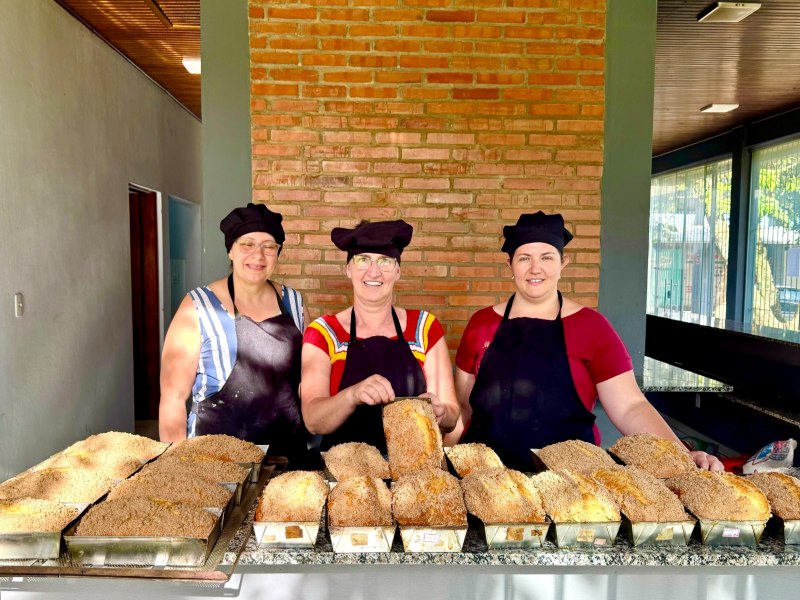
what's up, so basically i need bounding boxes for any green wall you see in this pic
[200,0,252,281]
[599,0,658,376]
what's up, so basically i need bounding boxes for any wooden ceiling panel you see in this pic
[654,0,800,155]
[54,0,201,117]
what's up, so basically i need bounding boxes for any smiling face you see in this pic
[508,241,569,303]
[346,252,400,302]
[228,232,279,283]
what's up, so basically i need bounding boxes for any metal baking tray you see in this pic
[399,526,467,552]
[549,521,621,548]
[64,507,224,567]
[253,520,321,548]
[480,521,550,549]
[329,524,395,552]
[774,518,800,544]
[0,503,89,560]
[697,519,767,546]
[238,444,269,484]
[620,517,696,547]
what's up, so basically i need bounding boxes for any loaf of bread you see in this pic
[0,467,112,504]
[107,468,233,508]
[446,443,504,478]
[530,470,620,522]
[392,469,467,527]
[383,399,444,479]
[609,433,696,478]
[255,471,328,522]
[323,442,390,481]
[538,440,616,475]
[327,476,392,528]
[166,434,265,463]
[666,471,770,521]
[461,468,545,524]
[65,431,166,463]
[141,455,249,484]
[592,465,689,522]
[748,472,800,520]
[74,497,217,538]
[0,498,79,534]
[35,450,142,481]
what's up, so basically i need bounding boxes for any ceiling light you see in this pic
[182,57,201,75]
[700,104,739,113]
[697,2,761,23]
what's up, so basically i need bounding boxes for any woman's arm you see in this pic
[158,295,201,442]
[421,337,460,434]
[299,344,394,434]
[443,367,476,445]
[597,371,724,471]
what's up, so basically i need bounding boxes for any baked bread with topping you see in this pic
[538,440,616,475]
[74,497,217,538]
[392,469,467,527]
[141,455,249,484]
[446,443,504,478]
[748,472,800,520]
[0,467,112,504]
[0,498,79,533]
[323,442,390,481]
[166,434,265,463]
[327,476,392,528]
[666,471,770,521]
[383,399,444,479]
[609,433,696,478]
[35,450,142,481]
[530,470,620,522]
[65,431,166,463]
[107,468,232,508]
[461,468,545,524]
[592,465,689,522]
[255,471,328,522]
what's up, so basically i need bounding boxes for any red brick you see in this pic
[376,72,423,84]
[454,88,499,100]
[251,52,298,65]
[323,71,372,83]
[425,40,475,53]
[427,10,475,22]
[557,119,604,133]
[476,10,526,23]
[350,24,397,36]
[302,85,347,98]
[374,40,421,52]
[271,130,319,143]
[349,55,398,68]
[401,24,450,37]
[319,8,370,20]
[506,26,553,39]
[268,7,317,19]
[350,87,398,99]
[400,56,449,68]
[269,69,318,82]
[305,23,348,36]
[374,9,424,21]
[477,73,525,85]
[251,83,299,96]
[402,148,450,160]
[321,39,371,51]
[302,54,346,67]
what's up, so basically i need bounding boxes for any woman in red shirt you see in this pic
[452,212,723,472]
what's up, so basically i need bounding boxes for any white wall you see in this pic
[0,0,202,479]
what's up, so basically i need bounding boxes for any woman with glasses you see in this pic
[159,203,312,464]
[300,220,459,452]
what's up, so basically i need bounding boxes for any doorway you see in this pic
[129,188,161,421]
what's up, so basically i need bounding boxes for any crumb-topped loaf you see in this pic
[609,433,696,478]
[538,440,616,475]
[446,443,504,478]
[530,470,620,523]
[666,471,770,521]
[748,472,800,520]
[324,442,390,481]
[328,476,393,528]
[255,471,328,522]
[392,469,467,527]
[461,468,545,524]
[592,465,689,522]
[383,399,444,479]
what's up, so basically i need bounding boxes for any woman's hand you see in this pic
[420,391,445,423]
[690,450,725,472]
[347,374,395,406]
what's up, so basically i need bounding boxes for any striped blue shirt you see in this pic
[186,284,304,437]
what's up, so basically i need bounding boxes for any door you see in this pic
[130,189,161,420]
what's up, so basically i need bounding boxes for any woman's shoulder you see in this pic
[562,301,618,336]
[469,304,504,326]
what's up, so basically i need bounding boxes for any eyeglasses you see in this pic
[351,255,398,272]
[236,239,281,256]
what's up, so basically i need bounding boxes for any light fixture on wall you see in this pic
[697,2,761,23]
[182,57,201,74]
[700,103,740,113]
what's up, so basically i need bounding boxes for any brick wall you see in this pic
[249,0,606,346]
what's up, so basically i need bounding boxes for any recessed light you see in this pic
[697,2,761,23]
[700,104,739,113]
[182,57,201,74]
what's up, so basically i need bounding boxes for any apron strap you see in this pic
[227,274,288,319]
[349,306,405,340]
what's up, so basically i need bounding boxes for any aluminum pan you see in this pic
[329,525,395,553]
[0,502,89,561]
[621,518,696,547]
[399,526,467,552]
[779,519,800,544]
[481,521,550,549]
[64,508,223,567]
[697,519,767,546]
[238,444,269,484]
[550,521,621,548]
[253,521,320,548]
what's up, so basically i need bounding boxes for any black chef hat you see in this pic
[220,203,285,252]
[501,211,573,257]
[331,220,413,262]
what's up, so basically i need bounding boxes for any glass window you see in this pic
[746,139,800,343]
[648,159,732,326]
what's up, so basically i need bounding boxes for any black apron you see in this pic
[320,307,427,453]
[462,292,595,471]
[192,275,309,464]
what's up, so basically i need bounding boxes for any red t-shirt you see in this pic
[303,309,445,396]
[455,305,633,424]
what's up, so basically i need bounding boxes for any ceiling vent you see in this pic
[697,2,761,23]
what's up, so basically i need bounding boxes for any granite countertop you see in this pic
[227,511,800,568]
[639,357,732,393]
